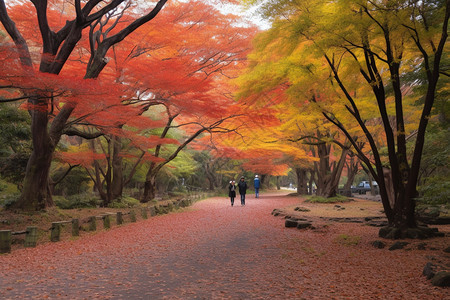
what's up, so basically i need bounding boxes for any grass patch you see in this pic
[305,194,352,203]
[335,234,361,246]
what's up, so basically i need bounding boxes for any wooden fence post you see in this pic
[117,212,123,225]
[141,208,148,219]
[24,226,37,248]
[130,210,136,222]
[50,222,61,242]
[0,230,12,253]
[88,216,96,231]
[103,215,111,229]
[72,219,80,236]
[149,206,156,217]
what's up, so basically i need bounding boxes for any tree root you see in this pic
[379,226,445,239]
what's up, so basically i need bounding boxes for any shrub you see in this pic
[54,194,100,209]
[0,181,6,192]
[417,176,450,206]
[53,168,91,196]
[0,193,20,209]
[108,196,140,208]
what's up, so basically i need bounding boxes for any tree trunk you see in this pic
[15,147,53,210]
[276,176,280,190]
[315,143,347,198]
[205,162,217,191]
[111,136,123,199]
[142,175,157,203]
[343,155,358,197]
[295,168,308,195]
[308,170,315,195]
[260,174,267,188]
[14,105,54,210]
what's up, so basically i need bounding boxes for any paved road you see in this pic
[0,192,446,299]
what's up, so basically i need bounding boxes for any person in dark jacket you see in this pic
[228,180,236,206]
[238,176,247,206]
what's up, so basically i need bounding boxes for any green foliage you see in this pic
[0,181,6,192]
[52,167,91,196]
[108,196,140,208]
[417,125,450,205]
[0,178,18,193]
[157,150,200,193]
[335,234,361,246]
[417,177,450,205]
[54,194,101,209]
[0,193,20,209]
[0,104,31,188]
[305,195,352,203]
[0,103,31,156]
[0,152,29,187]
[169,185,189,197]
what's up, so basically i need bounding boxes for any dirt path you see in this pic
[0,192,448,299]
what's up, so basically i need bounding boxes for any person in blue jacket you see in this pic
[254,175,261,198]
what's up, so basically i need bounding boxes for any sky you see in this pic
[214,1,272,30]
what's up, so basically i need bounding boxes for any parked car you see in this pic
[351,181,378,195]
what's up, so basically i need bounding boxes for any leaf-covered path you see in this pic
[0,192,447,299]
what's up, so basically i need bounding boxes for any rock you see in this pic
[333,205,345,211]
[272,209,286,217]
[417,243,427,250]
[417,205,450,225]
[343,217,361,223]
[431,271,450,287]
[296,221,312,229]
[294,207,311,212]
[367,221,389,227]
[370,240,386,249]
[423,262,436,280]
[285,219,298,228]
[389,241,409,251]
[179,199,191,208]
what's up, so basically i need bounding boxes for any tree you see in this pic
[116,2,258,202]
[42,1,258,204]
[0,0,168,210]
[232,44,353,198]
[248,0,449,236]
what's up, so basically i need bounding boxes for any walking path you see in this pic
[0,192,447,299]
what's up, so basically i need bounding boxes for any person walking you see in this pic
[254,175,261,198]
[238,176,247,206]
[228,180,236,206]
